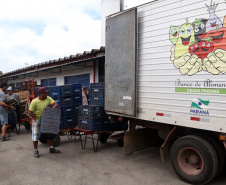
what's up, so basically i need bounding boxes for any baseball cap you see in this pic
[38,87,49,94]
[7,87,13,91]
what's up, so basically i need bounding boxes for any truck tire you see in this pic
[194,133,226,177]
[170,135,219,185]
[99,133,109,144]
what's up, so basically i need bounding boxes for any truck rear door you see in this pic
[105,8,137,116]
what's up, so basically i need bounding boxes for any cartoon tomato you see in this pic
[204,25,226,52]
[189,41,200,57]
[199,37,214,60]
[175,19,195,58]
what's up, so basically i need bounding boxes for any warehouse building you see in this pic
[0,47,105,89]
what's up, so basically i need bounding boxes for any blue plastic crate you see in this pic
[72,84,82,94]
[90,94,104,106]
[61,106,75,117]
[73,94,82,105]
[50,94,61,100]
[62,117,77,127]
[40,108,61,134]
[61,96,74,107]
[79,105,104,119]
[61,85,73,97]
[79,119,103,131]
[90,83,104,94]
[90,83,104,89]
[48,86,61,96]
[74,106,80,115]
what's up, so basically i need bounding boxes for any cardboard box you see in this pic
[17,91,29,100]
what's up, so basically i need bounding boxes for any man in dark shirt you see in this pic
[5,86,20,136]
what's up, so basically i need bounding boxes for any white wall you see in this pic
[8,61,100,86]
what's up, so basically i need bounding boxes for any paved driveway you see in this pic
[0,128,225,185]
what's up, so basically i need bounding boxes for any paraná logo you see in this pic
[191,98,210,109]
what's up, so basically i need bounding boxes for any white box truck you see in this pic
[105,0,226,184]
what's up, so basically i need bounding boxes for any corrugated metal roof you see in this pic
[0,46,105,78]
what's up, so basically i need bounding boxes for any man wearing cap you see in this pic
[0,83,15,141]
[29,87,60,158]
[5,86,20,137]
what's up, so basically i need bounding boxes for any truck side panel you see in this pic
[136,0,226,133]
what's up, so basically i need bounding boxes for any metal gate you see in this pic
[41,78,56,87]
[65,74,90,89]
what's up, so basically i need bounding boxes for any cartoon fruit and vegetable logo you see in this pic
[170,0,226,76]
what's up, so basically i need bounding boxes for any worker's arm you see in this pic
[52,102,58,108]
[0,101,14,109]
[49,96,58,108]
[29,99,36,120]
[29,111,37,120]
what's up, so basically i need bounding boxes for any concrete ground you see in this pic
[0,127,226,185]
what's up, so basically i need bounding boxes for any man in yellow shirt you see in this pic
[29,87,60,158]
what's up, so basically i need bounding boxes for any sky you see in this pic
[0,0,151,73]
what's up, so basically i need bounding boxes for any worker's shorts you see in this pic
[32,119,41,141]
[0,109,8,125]
[8,110,17,125]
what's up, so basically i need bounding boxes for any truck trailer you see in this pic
[105,0,226,184]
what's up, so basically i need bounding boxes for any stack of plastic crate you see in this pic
[48,86,63,129]
[72,84,82,122]
[40,108,61,134]
[48,86,62,108]
[60,85,76,128]
[90,83,104,106]
[79,105,104,131]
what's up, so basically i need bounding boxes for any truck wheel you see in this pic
[194,133,226,177]
[170,135,219,185]
[99,133,109,144]
[53,135,61,147]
